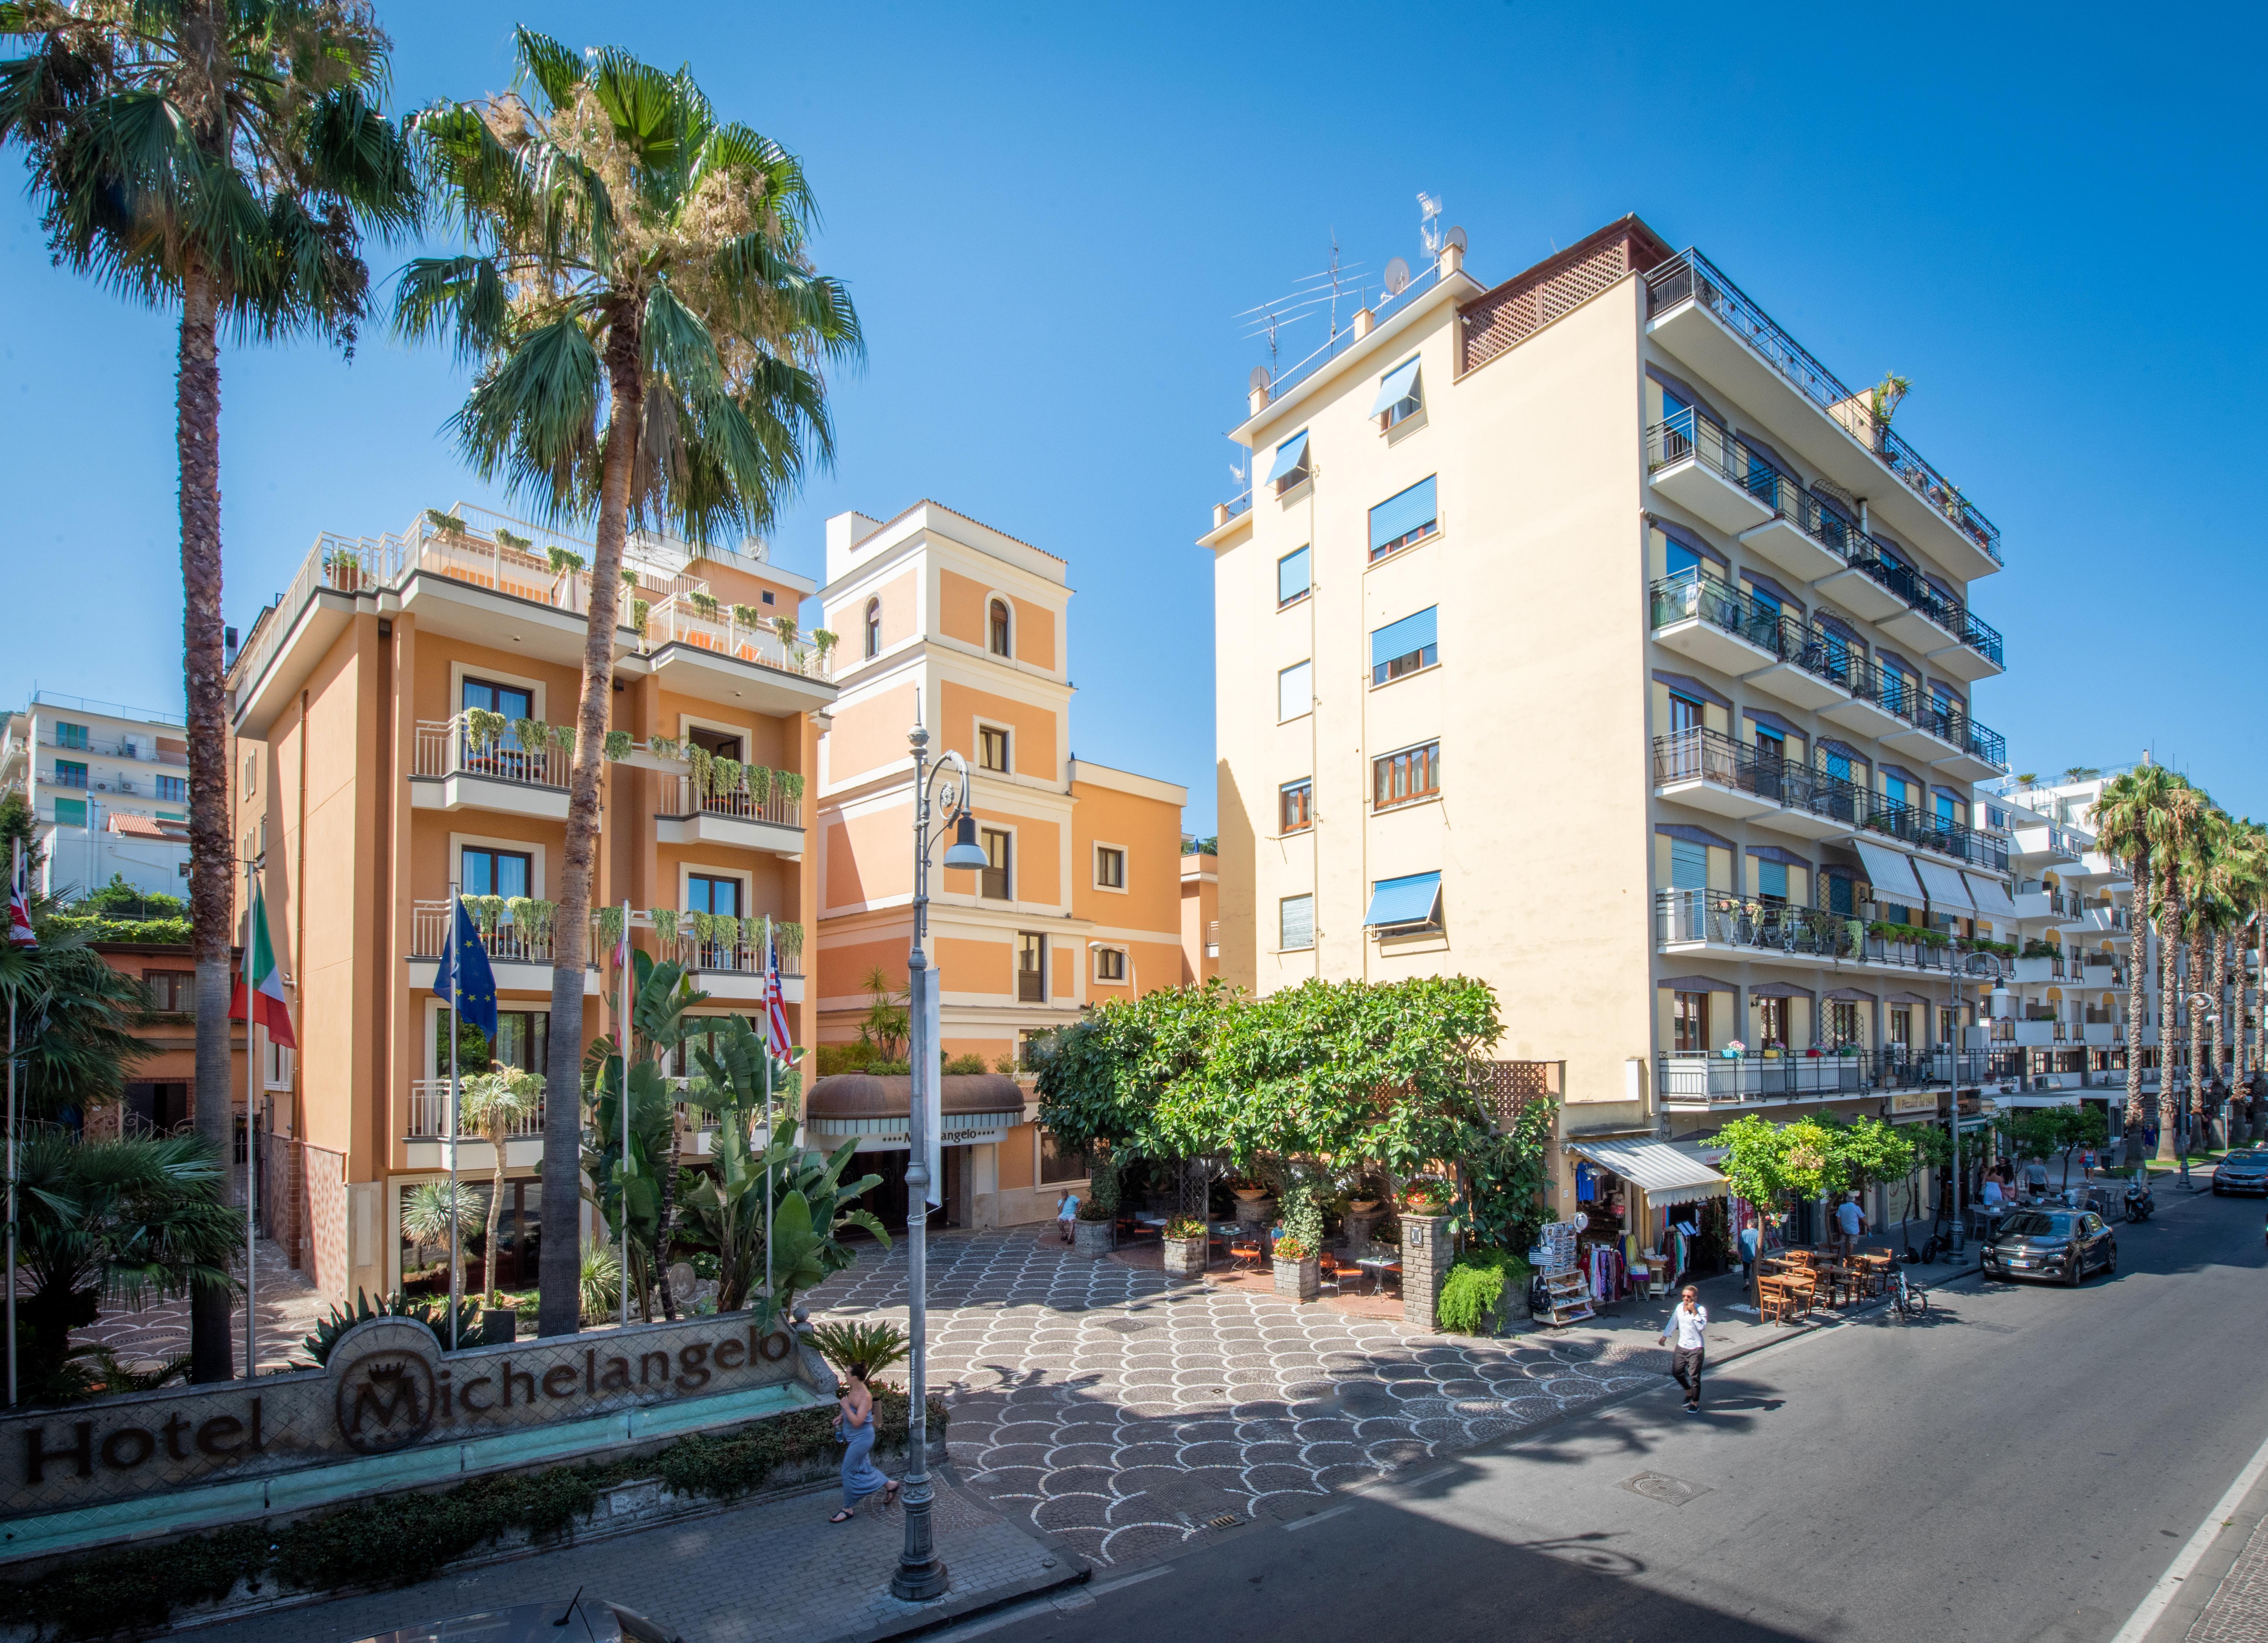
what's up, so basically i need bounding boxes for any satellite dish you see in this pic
[1446,225,1468,252]
[1248,365,1273,394]
[1382,257,1411,296]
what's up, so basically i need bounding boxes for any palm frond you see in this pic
[452,312,604,521]
[393,252,508,362]
[512,25,583,112]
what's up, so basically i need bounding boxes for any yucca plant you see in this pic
[806,1319,911,1383]
[580,1240,622,1321]
[299,1289,482,1366]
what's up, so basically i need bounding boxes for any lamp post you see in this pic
[893,719,988,1603]
[2183,991,2219,1188]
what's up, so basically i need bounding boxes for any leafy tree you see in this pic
[2091,766,2192,1150]
[855,967,908,1063]
[399,30,859,1339]
[1,0,418,1384]
[459,1068,541,1300]
[1992,1108,2063,1176]
[0,790,44,878]
[1825,1116,1917,1218]
[1901,1123,1951,1228]
[75,874,187,922]
[1719,1114,1854,1301]
[1033,979,1229,1162]
[15,1129,239,1395]
[2047,1104,2109,1187]
[0,894,154,1122]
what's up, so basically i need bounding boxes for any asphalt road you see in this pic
[946,1184,2268,1643]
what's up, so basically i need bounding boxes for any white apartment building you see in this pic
[0,690,193,899]
[1204,215,2024,1222]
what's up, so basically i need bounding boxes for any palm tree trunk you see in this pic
[537,306,646,1338]
[483,1142,506,1300]
[2188,924,2211,1149]
[2211,934,2231,1147]
[655,1109,681,1319]
[2123,844,2152,1161]
[179,262,237,1384]
[2157,871,2183,1166]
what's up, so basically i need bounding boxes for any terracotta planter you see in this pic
[1072,1219,1115,1258]
[1273,1255,1320,1302]
[1162,1235,1207,1280]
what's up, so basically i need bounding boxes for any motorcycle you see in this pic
[2124,1181,2156,1224]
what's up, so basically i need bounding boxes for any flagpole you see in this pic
[449,883,462,1352]
[6,838,20,1408]
[243,857,257,1380]
[763,915,773,1308]
[620,900,631,1331]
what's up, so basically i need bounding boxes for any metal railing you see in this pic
[1843,552,2005,669]
[410,899,561,964]
[1642,248,2002,564]
[1645,405,1769,494]
[405,1078,546,1140]
[37,731,187,765]
[1650,566,1781,652]
[670,920,804,976]
[411,715,573,789]
[639,595,834,681]
[662,774,802,830]
[1657,1046,2030,1103]
[1654,886,2013,979]
[1255,258,1449,406]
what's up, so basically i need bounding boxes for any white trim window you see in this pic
[1277,660,1312,723]
[1094,844,1126,890]
[1370,354,1423,429]
[1279,893,1315,952]
[1093,946,1127,983]
[978,723,1011,773]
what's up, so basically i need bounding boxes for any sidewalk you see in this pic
[177,1469,1085,1643]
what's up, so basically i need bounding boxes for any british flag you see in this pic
[764,924,792,1059]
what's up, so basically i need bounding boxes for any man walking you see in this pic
[1834,1192,1864,1258]
[1660,1285,1708,1414]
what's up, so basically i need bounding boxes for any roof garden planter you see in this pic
[1162,1231,1207,1281]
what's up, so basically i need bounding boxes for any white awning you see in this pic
[1965,873,2020,920]
[1911,858,1975,912]
[1566,1137,1729,1208]
[1368,356,1423,416]
[1851,840,1923,902]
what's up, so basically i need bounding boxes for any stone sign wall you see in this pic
[4,1312,818,1520]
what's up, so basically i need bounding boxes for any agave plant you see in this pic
[806,1319,911,1383]
[299,1289,483,1365]
[580,1240,622,1321]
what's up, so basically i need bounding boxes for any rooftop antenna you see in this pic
[1418,192,1444,257]
[1325,228,1350,341]
[1381,256,1411,301]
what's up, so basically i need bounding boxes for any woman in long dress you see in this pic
[831,1361,900,1522]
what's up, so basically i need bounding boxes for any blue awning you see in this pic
[1369,475,1438,552]
[1364,871,1441,928]
[1368,356,1422,416]
[1264,429,1311,484]
[1371,606,1438,668]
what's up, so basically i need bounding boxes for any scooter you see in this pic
[2124,1180,2156,1223]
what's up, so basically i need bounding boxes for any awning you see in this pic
[1965,873,2020,920]
[1264,429,1311,483]
[1368,356,1422,416]
[1368,475,1438,552]
[805,1073,1027,1147]
[1364,871,1441,929]
[1852,840,1924,903]
[1911,858,1975,912]
[1565,1137,1729,1208]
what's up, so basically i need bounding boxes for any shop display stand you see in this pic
[1530,1220,1594,1327]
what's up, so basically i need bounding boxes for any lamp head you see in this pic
[943,811,989,869]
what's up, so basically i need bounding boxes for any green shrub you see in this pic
[1437,1249,1530,1335]
[942,1053,991,1075]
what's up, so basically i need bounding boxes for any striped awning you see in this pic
[1565,1137,1729,1208]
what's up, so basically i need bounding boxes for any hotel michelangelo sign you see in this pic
[5,1313,816,1518]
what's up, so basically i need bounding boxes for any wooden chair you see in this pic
[1757,1275,1798,1325]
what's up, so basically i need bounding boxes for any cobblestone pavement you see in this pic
[2189,1509,2268,1642]
[69,1236,327,1377]
[806,1229,1661,1568]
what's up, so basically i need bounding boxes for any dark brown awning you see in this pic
[805,1074,1027,1146]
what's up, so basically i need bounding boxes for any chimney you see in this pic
[1352,307,1375,339]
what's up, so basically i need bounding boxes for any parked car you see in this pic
[2210,1146,2268,1197]
[1979,1208,2116,1286]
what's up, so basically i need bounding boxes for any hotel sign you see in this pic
[6,1312,817,1519]
[1891,1091,1940,1116]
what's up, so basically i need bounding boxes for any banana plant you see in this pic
[582,950,706,1319]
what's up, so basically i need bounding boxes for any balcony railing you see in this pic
[410,899,561,965]
[668,918,804,976]
[1655,887,2013,979]
[1844,552,2005,669]
[40,732,187,765]
[1645,405,1772,495]
[1642,248,2002,565]
[1651,566,1781,653]
[405,1078,546,1140]
[412,715,573,789]
[661,774,803,830]
[639,594,834,680]
[1657,1046,2029,1104]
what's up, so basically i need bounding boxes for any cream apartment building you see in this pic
[813,502,1188,1229]
[1,691,193,899]
[1204,215,2022,1209]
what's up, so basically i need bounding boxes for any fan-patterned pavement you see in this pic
[804,1229,1656,1568]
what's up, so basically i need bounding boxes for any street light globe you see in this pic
[942,810,989,869]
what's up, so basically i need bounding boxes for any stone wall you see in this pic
[1400,1213,1451,1331]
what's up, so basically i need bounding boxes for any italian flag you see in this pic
[229,881,296,1049]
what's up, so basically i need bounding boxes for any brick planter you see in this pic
[1162,1234,1207,1280]
[1073,1218,1115,1258]
[1400,1212,1451,1329]
[1273,1254,1320,1302]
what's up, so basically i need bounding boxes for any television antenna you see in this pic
[1418,192,1444,256]
[1234,235,1370,365]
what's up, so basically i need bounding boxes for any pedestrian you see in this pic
[1737,1221,1759,1284]
[830,1361,899,1523]
[1055,1187,1080,1244]
[1834,1192,1863,1259]
[1660,1285,1708,1413]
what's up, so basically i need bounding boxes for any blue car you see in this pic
[2211,1146,2268,1196]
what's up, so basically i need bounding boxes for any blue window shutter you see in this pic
[1670,839,1708,889]
[52,797,87,827]
[1368,356,1422,416]
[1368,477,1438,552]
[1758,860,1789,898]
[1265,430,1311,484]
[1370,607,1439,669]
[1363,872,1442,927]
[1277,545,1311,603]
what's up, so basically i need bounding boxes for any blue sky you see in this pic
[4,2,2263,832]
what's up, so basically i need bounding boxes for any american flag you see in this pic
[6,843,35,949]
[763,922,792,1058]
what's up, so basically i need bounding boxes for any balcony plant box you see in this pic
[1162,1219,1207,1281]
[1072,1218,1115,1258]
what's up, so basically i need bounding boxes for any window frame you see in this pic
[1017,931,1046,1002]
[864,597,882,659]
[1372,740,1441,811]
[1277,660,1313,723]
[979,827,1013,901]
[1092,945,1128,983]
[1092,844,1127,892]
[977,722,1012,774]
[1672,990,1709,1053]
[1279,777,1313,835]
[988,598,1013,658]
[460,844,535,905]
[156,774,187,803]
[685,872,743,917]
[1278,893,1316,952]
[53,759,87,789]
[1370,607,1439,687]
[1276,544,1312,608]
[144,969,196,1013]
[1367,475,1440,562]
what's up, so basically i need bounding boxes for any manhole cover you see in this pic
[1100,1319,1149,1335]
[1622,1471,1710,1508]
[1966,1321,2018,1335]
[1207,1514,1242,1529]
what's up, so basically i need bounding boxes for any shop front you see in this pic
[804,1072,1028,1233]
[1561,1136,1732,1306]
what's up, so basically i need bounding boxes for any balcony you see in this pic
[1655,887,2013,981]
[653,774,805,858]
[1644,409,1775,535]
[409,716,572,821]
[2009,822,2083,868]
[404,1078,546,1139]
[1657,1046,2027,1108]
[407,899,600,996]
[664,918,805,1003]
[1643,249,2002,582]
[1649,568,1780,675]
[403,1077,545,1167]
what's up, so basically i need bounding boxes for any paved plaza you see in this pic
[805,1228,1665,1568]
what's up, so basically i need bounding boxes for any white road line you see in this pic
[1086,1565,1174,1598]
[2109,1423,2268,1643]
[1283,1503,1356,1531]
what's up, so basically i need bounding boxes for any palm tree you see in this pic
[0,891,156,1122]
[1,0,418,1382]
[2151,781,2209,1163]
[399,1177,481,1289]
[2181,815,2234,1149]
[459,1068,540,1300]
[2092,767,2184,1159]
[400,31,860,1339]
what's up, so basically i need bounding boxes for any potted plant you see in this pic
[1073,1153,1120,1257]
[1401,1177,1449,1215]
[1162,1216,1207,1280]
[1271,1187,1323,1302]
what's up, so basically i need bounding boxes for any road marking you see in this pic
[1087,1565,1173,1598]
[2109,1422,2268,1643]
[1284,1503,1356,1531]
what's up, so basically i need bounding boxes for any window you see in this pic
[1094,846,1125,889]
[54,760,87,789]
[686,874,741,916]
[1094,946,1127,982]
[978,724,1010,773]
[434,1009,548,1075]
[1882,773,1910,809]
[54,721,88,750]
[761,589,776,606]
[1827,873,1855,915]
[461,676,534,722]
[1018,1028,1049,1070]
[1370,607,1438,685]
[264,1037,294,1091]
[1756,996,1788,1047]
[461,846,532,903]
[1363,871,1442,933]
[1668,693,1702,735]
[1277,660,1311,722]
[144,971,195,1012]
[1756,859,1789,900]
[1265,429,1311,495]
[52,798,85,827]
[989,599,1011,657]
[1825,749,1853,783]
[1670,838,1709,890]
[1038,1128,1086,1183]
[687,725,743,760]
[1277,545,1311,607]
[1367,475,1438,560]
[1828,1001,1860,1046]
[1664,537,1703,579]
[156,775,186,803]
[1279,778,1313,834]
[1373,741,1440,809]
[1673,990,1709,1053]
[1279,893,1315,952]
[980,828,1011,900]
[1890,1006,1912,1045]
[1017,933,1046,1002]
[1370,355,1423,428]
[864,598,882,659]
[1935,791,1959,827]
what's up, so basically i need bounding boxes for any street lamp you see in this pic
[2182,990,2220,1188]
[892,719,984,1604]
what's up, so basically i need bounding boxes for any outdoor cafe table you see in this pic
[1355,1255,1402,1296]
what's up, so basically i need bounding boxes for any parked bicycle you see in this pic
[1889,1268,1929,1319]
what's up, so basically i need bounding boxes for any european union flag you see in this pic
[443,895,499,1041]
